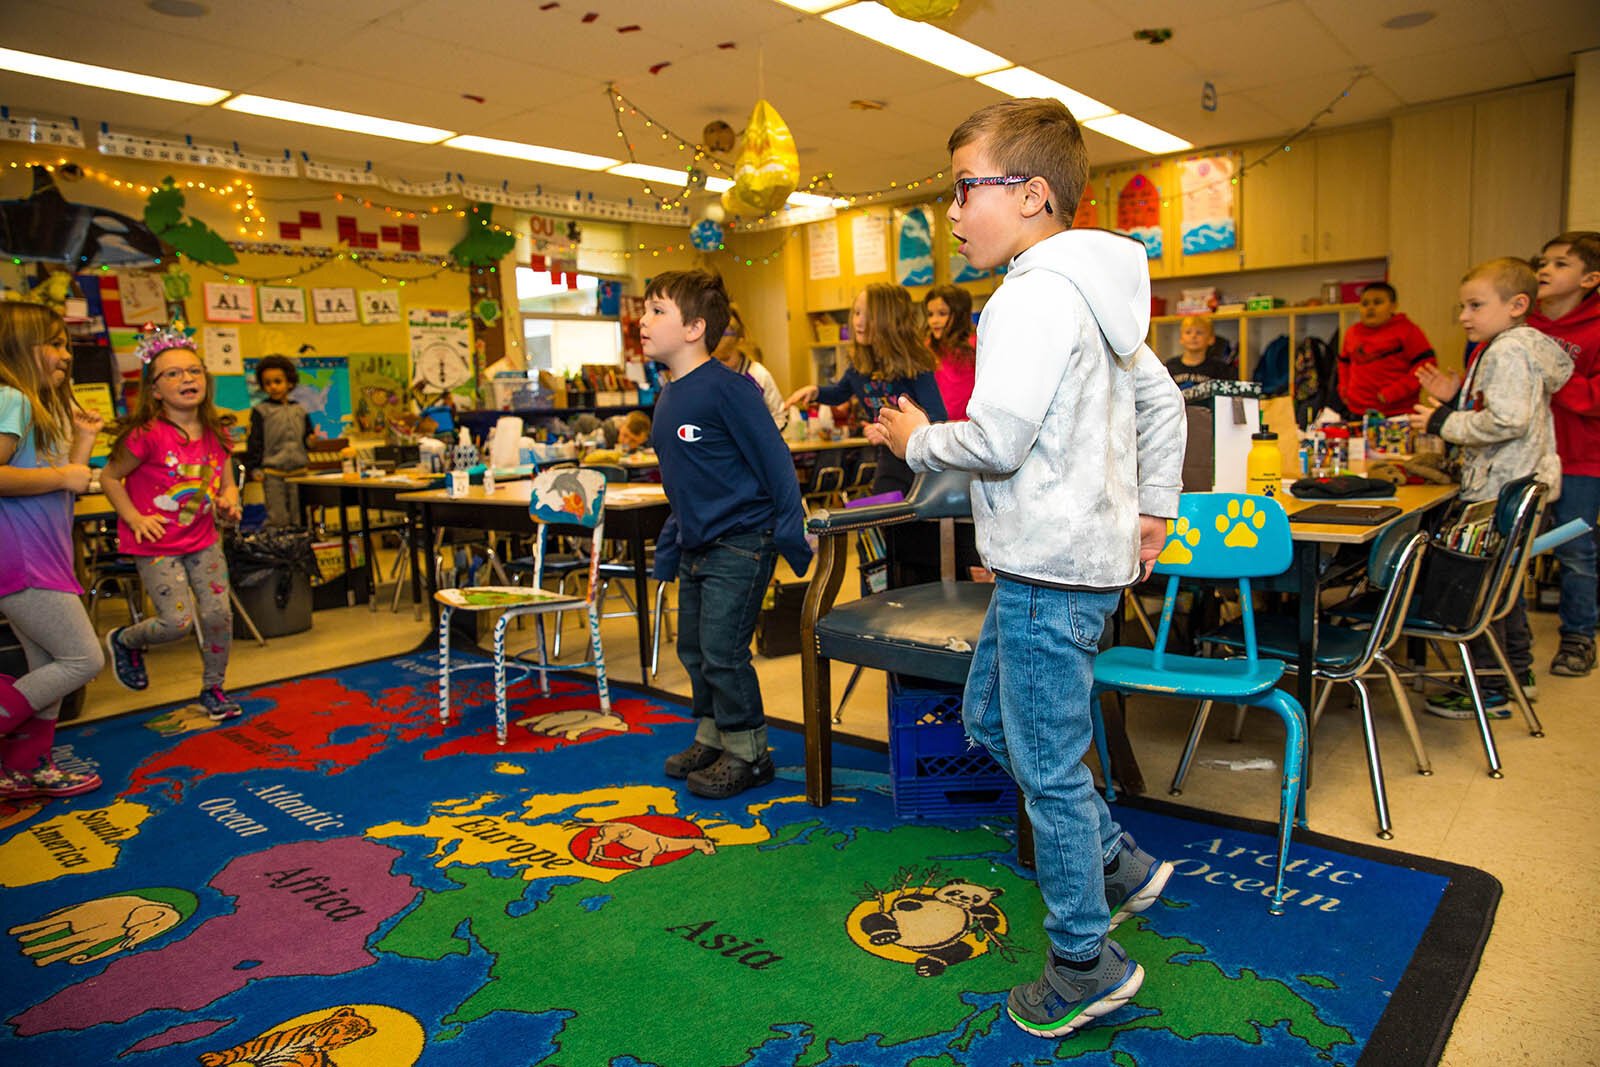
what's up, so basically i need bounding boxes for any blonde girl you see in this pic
[785,284,947,494]
[100,327,242,720]
[0,303,104,800]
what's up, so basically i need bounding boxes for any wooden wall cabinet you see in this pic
[1241,124,1390,270]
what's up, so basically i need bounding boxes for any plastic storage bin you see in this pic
[888,674,1017,820]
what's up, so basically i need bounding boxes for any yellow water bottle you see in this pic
[1247,428,1281,497]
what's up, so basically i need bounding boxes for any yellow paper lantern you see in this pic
[885,0,961,19]
[730,99,799,215]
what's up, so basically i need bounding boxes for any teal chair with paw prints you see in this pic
[1090,492,1309,915]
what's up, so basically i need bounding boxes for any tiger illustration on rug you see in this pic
[197,1005,376,1066]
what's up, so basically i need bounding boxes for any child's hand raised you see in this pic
[1415,363,1462,404]
[867,395,929,459]
[126,512,167,543]
[71,408,104,438]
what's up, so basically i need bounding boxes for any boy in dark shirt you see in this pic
[1162,315,1234,398]
[645,270,812,798]
[243,355,314,528]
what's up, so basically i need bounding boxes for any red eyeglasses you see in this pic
[952,175,1053,214]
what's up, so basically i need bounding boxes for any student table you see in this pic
[398,482,670,683]
[1279,483,1458,716]
[289,471,445,609]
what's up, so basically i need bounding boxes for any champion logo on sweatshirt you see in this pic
[676,424,703,442]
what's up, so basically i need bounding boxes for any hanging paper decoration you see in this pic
[1072,184,1100,229]
[1115,173,1162,260]
[450,203,516,267]
[1178,156,1237,254]
[893,205,934,286]
[144,178,236,265]
[702,120,736,153]
[885,0,961,18]
[726,99,799,215]
[690,218,724,252]
[0,165,164,267]
[474,297,502,325]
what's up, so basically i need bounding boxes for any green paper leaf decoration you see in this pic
[450,203,516,267]
[143,178,237,265]
[474,298,502,325]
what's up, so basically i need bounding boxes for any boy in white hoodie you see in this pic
[870,98,1186,1039]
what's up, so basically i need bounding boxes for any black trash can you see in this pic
[226,528,321,638]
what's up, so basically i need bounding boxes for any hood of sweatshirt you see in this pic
[1010,228,1151,359]
[1506,324,1576,394]
[1528,290,1600,341]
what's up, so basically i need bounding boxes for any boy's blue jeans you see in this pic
[962,577,1125,963]
[676,532,778,762]
[1552,474,1600,638]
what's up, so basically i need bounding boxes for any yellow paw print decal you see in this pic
[1216,498,1267,548]
[1157,516,1204,565]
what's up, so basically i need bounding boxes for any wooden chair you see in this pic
[436,467,611,744]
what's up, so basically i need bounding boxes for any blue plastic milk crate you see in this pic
[888,674,1018,820]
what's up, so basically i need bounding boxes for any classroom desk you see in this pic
[289,470,444,608]
[398,482,670,683]
[1278,483,1458,717]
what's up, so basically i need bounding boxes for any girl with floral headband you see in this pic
[101,324,243,720]
[0,303,104,800]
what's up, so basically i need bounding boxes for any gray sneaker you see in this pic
[1007,939,1144,1038]
[1105,832,1173,929]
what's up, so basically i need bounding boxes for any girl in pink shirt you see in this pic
[926,285,977,421]
[0,304,105,800]
[101,328,243,720]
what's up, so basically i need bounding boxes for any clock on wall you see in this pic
[410,331,473,391]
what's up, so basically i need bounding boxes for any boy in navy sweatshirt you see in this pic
[645,270,812,798]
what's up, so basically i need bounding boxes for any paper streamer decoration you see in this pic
[690,218,724,251]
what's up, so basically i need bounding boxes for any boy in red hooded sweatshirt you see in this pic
[1529,231,1600,677]
[1338,283,1436,417]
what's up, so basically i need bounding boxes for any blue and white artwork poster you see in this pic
[1180,155,1238,255]
[213,356,352,439]
[894,205,934,286]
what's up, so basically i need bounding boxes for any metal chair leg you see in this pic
[1457,643,1504,778]
[1485,630,1544,737]
[1169,699,1215,795]
[1376,653,1431,775]
[229,587,268,647]
[1350,676,1393,839]
[832,665,865,724]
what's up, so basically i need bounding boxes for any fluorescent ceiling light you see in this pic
[823,2,1009,77]
[772,0,853,10]
[0,46,229,105]
[445,135,619,171]
[1081,114,1192,154]
[606,162,695,185]
[224,94,452,143]
[786,191,848,209]
[975,66,1116,122]
[706,176,734,193]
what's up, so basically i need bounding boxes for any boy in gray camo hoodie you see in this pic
[1412,257,1573,717]
[870,98,1186,1040]
[244,354,314,528]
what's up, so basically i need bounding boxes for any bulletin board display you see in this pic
[214,357,352,440]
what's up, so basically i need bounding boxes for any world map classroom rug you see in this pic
[0,651,1498,1067]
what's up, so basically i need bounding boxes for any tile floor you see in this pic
[72,555,1600,1065]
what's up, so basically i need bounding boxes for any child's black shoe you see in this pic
[685,752,775,799]
[664,741,722,779]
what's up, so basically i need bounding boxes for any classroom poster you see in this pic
[257,285,306,324]
[1179,155,1237,254]
[118,271,167,323]
[807,220,840,280]
[214,356,352,439]
[311,287,359,324]
[407,309,477,409]
[349,353,410,433]
[202,282,255,323]
[70,381,115,458]
[893,205,934,286]
[200,326,241,375]
[359,289,402,324]
[1072,183,1101,229]
[1115,173,1163,260]
[850,212,889,275]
